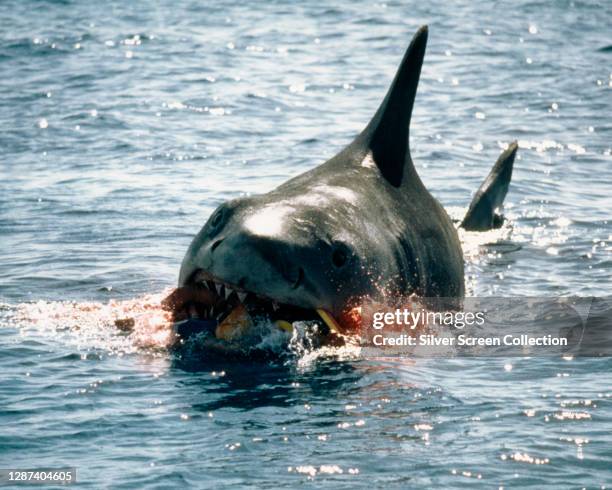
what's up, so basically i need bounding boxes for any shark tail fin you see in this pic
[460,142,518,231]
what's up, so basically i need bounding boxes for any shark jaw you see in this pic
[164,269,343,341]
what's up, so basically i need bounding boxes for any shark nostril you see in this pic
[291,267,305,289]
[211,238,224,252]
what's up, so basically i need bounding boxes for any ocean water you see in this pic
[1,0,611,488]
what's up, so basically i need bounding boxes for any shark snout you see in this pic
[180,226,320,310]
[219,232,305,289]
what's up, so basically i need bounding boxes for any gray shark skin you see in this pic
[461,142,517,231]
[178,26,516,324]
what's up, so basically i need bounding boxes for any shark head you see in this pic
[179,181,398,319]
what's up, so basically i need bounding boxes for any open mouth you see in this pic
[163,270,342,342]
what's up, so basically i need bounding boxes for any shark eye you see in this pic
[331,243,350,268]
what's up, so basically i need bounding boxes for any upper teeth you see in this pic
[200,280,245,302]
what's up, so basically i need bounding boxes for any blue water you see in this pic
[1,0,611,488]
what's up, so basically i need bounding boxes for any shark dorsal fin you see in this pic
[356,26,428,187]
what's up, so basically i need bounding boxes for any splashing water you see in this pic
[3,289,177,355]
[1,291,360,364]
